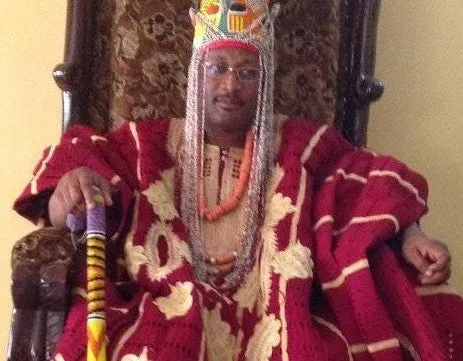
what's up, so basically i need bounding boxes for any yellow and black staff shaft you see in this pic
[85,187,107,361]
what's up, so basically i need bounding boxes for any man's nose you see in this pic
[220,70,242,92]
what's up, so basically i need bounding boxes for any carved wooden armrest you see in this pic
[53,62,81,92]
[11,227,74,308]
[8,228,75,361]
[356,75,385,104]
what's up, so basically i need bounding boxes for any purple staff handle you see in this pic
[67,187,107,361]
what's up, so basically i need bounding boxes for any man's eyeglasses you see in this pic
[204,62,261,83]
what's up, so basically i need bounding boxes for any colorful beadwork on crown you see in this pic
[191,0,275,51]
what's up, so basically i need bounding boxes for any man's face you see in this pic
[202,47,260,137]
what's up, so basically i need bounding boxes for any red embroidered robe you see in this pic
[14,118,463,361]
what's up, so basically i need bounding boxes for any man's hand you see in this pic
[402,223,451,285]
[48,167,113,229]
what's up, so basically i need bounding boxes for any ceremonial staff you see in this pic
[86,187,107,361]
[68,186,107,361]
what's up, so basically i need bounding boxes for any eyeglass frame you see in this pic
[203,61,261,84]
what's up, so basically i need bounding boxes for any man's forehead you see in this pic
[205,47,260,64]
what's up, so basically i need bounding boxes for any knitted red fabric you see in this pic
[14,118,463,361]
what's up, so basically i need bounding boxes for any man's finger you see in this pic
[78,177,97,209]
[97,179,113,206]
[404,246,432,275]
[73,201,87,213]
[428,252,451,273]
[70,201,87,218]
[51,191,72,218]
[420,267,451,285]
[65,183,85,213]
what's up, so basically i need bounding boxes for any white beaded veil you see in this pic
[181,0,280,288]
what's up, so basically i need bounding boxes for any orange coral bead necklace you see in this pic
[199,131,254,266]
[199,131,254,222]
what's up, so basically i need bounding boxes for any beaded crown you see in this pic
[182,0,279,289]
[190,0,277,53]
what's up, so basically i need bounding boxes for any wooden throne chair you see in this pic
[7,0,384,360]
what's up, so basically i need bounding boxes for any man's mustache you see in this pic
[214,94,244,106]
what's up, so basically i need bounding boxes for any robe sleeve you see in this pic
[297,125,456,361]
[310,125,428,260]
[281,118,428,261]
[13,124,136,232]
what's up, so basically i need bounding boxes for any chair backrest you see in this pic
[53,0,383,146]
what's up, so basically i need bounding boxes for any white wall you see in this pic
[369,1,463,292]
[0,0,64,357]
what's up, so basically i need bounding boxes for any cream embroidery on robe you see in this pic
[154,282,194,320]
[245,314,282,361]
[260,182,297,311]
[201,144,248,259]
[272,240,314,280]
[142,168,178,222]
[125,220,191,281]
[121,347,151,361]
[203,304,238,361]
[233,262,261,311]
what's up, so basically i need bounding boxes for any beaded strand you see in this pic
[198,131,254,266]
[199,131,254,222]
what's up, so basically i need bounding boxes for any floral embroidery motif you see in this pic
[203,304,238,361]
[264,193,297,235]
[260,188,297,311]
[274,0,340,124]
[245,314,281,361]
[125,221,191,281]
[233,263,261,311]
[121,347,151,361]
[114,0,130,24]
[130,94,171,121]
[142,170,178,221]
[159,168,175,202]
[154,282,194,320]
[131,102,156,121]
[141,53,186,91]
[142,13,176,44]
[116,26,139,60]
[272,240,314,280]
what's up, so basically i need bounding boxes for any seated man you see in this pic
[14,1,461,360]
